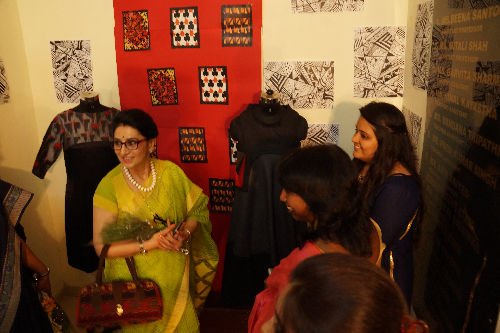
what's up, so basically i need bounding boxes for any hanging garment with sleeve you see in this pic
[32,106,119,272]
[221,103,308,307]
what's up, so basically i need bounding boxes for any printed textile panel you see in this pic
[171,7,200,48]
[292,0,364,13]
[147,68,178,106]
[354,26,406,98]
[448,0,498,8]
[179,127,208,163]
[229,137,238,164]
[412,1,433,90]
[301,124,339,147]
[0,58,9,104]
[123,10,150,51]
[209,178,235,213]
[50,40,93,103]
[473,61,500,107]
[264,61,334,109]
[402,106,422,151]
[222,5,253,47]
[199,66,228,104]
[428,25,452,98]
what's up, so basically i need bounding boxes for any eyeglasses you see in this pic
[113,139,146,150]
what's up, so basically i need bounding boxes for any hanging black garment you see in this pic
[222,104,308,307]
[32,105,119,272]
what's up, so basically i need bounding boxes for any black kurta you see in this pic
[32,105,119,272]
[222,103,308,307]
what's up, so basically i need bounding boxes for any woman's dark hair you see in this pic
[279,253,407,333]
[279,144,372,257]
[112,109,158,139]
[353,102,424,241]
[354,102,420,200]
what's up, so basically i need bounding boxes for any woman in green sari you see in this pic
[93,109,218,333]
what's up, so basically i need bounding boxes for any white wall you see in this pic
[0,0,411,294]
[0,0,120,295]
[263,0,408,153]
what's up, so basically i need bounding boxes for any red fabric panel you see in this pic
[113,0,262,291]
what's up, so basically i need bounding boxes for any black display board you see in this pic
[415,2,499,333]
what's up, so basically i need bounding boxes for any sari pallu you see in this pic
[0,179,53,333]
[94,160,219,333]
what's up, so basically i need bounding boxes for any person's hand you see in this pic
[35,274,52,296]
[154,223,183,252]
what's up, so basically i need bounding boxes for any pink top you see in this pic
[248,242,323,333]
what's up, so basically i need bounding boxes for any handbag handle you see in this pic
[95,244,140,285]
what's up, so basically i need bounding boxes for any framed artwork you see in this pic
[147,68,178,106]
[222,5,252,47]
[302,123,340,146]
[264,61,334,109]
[179,127,208,163]
[123,10,150,51]
[412,1,434,90]
[229,137,238,164]
[292,0,364,13]
[0,57,10,104]
[209,178,235,213]
[50,40,93,103]
[170,7,200,48]
[199,66,228,104]
[354,26,406,98]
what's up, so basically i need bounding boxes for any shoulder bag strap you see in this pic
[95,244,111,285]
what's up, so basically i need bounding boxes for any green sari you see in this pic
[93,160,219,333]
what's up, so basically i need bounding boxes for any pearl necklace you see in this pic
[123,160,157,192]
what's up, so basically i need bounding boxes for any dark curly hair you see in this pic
[279,144,372,257]
[112,109,158,139]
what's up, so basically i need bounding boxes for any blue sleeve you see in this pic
[370,177,419,247]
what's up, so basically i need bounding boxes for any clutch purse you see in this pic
[76,244,163,329]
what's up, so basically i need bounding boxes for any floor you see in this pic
[58,288,250,333]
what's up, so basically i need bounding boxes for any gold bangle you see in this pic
[33,267,50,282]
[179,229,191,256]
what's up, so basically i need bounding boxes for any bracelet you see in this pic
[139,239,147,255]
[33,267,50,282]
[179,229,191,256]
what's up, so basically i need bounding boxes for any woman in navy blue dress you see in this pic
[352,102,423,305]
